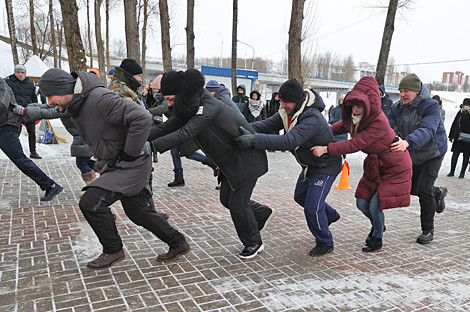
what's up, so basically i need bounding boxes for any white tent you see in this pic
[24,55,49,78]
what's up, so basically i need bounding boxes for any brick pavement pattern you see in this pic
[1,130,470,311]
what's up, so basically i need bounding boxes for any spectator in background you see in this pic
[447,98,470,179]
[329,95,348,158]
[379,85,393,116]
[432,95,445,123]
[108,67,115,82]
[88,68,100,78]
[5,64,41,159]
[245,90,266,123]
[328,105,335,124]
[266,92,280,118]
[205,80,241,114]
[232,84,249,115]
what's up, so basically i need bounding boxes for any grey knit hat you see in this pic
[399,74,422,92]
[14,64,26,74]
[39,68,76,96]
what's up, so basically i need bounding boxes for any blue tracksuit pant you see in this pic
[294,172,339,246]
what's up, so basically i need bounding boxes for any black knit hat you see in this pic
[279,78,304,103]
[160,71,185,96]
[39,68,76,96]
[120,59,142,75]
[432,95,442,105]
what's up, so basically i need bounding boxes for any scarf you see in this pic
[249,99,264,118]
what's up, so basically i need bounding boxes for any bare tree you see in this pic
[159,0,172,71]
[105,0,110,69]
[94,0,106,81]
[375,0,398,86]
[124,0,141,60]
[186,0,195,69]
[49,0,57,67]
[342,54,355,81]
[141,0,148,81]
[5,0,19,64]
[231,0,238,95]
[29,0,38,55]
[57,21,63,67]
[85,0,93,67]
[288,0,305,84]
[111,38,126,56]
[58,0,87,71]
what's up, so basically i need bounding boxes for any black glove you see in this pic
[121,151,139,162]
[232,126,255,150]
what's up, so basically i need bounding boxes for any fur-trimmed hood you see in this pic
[173,69,205,123]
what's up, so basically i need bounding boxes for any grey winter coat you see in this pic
[0,79,22,129]
[67,71,153,196]
[24,104,94,158]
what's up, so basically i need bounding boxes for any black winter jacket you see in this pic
[251,89,342,177]
[148,70,267,191]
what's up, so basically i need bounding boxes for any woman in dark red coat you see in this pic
[312,76,412,252]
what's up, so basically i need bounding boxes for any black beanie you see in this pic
[38,68,76,96]
[432,95,442,105]
[279,78,304,103]
[160,71,185,95]
[120,59,143,75]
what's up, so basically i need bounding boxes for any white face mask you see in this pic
[352,113,363,125]
[463,105,470,111]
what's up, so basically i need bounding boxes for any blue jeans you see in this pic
[294,172,339,246]
[356,193,384,238]
[0,131,54,190]
[170,147,206,169]
[76,157,96,174]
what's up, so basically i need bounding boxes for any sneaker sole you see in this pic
[239,244,264,260]
[259,208,277,232]
[309,246,334,257]
[156,247,191,262]
[417,238,433,244]
[86,255,125,270]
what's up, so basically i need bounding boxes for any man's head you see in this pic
[237,86,245,95]
[279,78,304,115]
[160,71,185,106]
[399,74,422,104]
[14,64,26,81]
[205,80,220,95]
[379,85,386,97]
[120,59,143,83]
[432,95,442,106]
[108,67,115,80]
[38,68,76,111]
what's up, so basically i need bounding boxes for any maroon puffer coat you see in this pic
[328,76,412,210]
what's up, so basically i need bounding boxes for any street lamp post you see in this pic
[218,32,223,67]
[237,40,255,70]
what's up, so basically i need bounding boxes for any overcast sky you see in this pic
[1,0,469,84]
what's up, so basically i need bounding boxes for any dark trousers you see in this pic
[79,186,185,254]
[0,131,54,190]
[76,157,96,174]
[294,172,339,246]
[450,151,470,176]
[22,122,37,153]
[411,154,444,232]
[219,175,268,247]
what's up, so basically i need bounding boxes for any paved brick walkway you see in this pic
[1,128,470,311]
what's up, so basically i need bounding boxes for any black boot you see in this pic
[362,237,382,252]
[459,169,465,179]
[365,225,386,244]
[168,169,185,187]
[202,157,218,177]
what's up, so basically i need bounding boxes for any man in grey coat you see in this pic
[38,69,190,270]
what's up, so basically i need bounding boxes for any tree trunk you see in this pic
[49,0,57,67]
[231,0,238,96]
[5,0,19,64]
[375,0,399,86]
[186,0,195,69]
[141,0,148,82]
[94,0,106,81]
[124,0,140,60]
[57,22,62,67]
[288,0,305,85]
[105,0,110,70]
[86,0,93,67]
[58,0,87,71]
[159,0,172,71]
[29,0,38,55]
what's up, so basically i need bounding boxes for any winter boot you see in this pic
[80,170,96,197]
[459,169,465,179]
[362,237,382,252]
[202,157,218,177]
[168,169,185,187]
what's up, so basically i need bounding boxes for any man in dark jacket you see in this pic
[38,68,190,269]
[0,78,63,201]
[389,73,448,244]
[379,85,393,116]
[232,78,343,257]
[231,84,249,115]
[266,92,280,118]
[148,69,275,259]
[5,64,41,159]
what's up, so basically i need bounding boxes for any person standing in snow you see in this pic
[232,84,250,116]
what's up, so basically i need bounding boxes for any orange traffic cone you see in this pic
[335,161,352,190]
